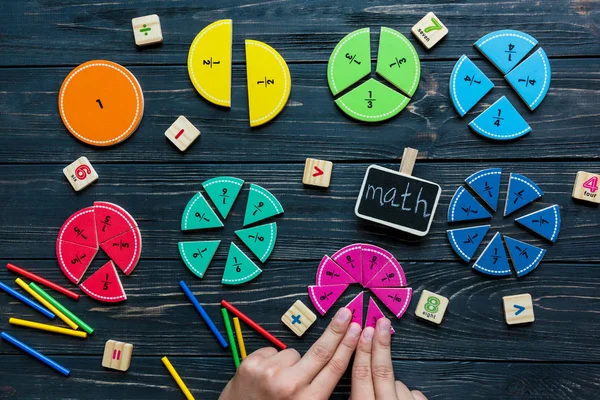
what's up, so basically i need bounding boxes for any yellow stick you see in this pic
[233,317,247,360]
[161,356,195,400]
[9,317,87,339]
[15,278,79,330]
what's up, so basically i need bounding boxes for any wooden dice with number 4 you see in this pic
[63,156,98,192]
[572,171,600,204]
[281,300,317,336]
[165,116,201,151]
[415,290,449,324]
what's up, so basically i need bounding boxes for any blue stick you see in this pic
[179,280,228,348]
[0,281,55,319]
[1,331,70,376]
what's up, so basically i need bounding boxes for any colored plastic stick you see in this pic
[15,278,79,330]
[222,308,240,369]
[6,263,79,300]
[0,331,70,376]
[178,281,228,348]
[221,300,287,350]
[0,281,55,319]
[9,318,87,339]
[29,282,94,335]
[233,317,247,360]
[161,356,195,400]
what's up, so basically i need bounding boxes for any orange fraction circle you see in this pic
[58,60,144,147]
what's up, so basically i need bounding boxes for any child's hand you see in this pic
[219,307,361,400]
[350,318,427,400]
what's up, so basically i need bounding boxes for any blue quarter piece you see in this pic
[505,48,551,111]
[504,236,546,277]
[474,30,538,74]
[447,225,491,262]
[448,186,492,222]
[469,96,531,141]
[449,55,494,117]
[472,232,512,276]
[504,173,543,216]
[515,205,561,243]
[465,168,502,211]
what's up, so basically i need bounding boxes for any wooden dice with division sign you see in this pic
[503,293,535,325]
[572,171,600,204]
[281,300,317,336]
[303,158,333,188]
[102,340,133,371]
[411,12,448,50]
[415,290,449,324]
[63,156,98,192]
[131,14,163,46]
[165,116,200,151]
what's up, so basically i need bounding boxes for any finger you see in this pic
[350,327,375,400]
[248,346,278,360]
[372,318,397,398]
[395,381,414,400]
[293,307,352,382]
[411,390,428,400]
[267,348,302,368]
[309,322,361,393]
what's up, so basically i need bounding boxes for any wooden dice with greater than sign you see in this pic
[303,158,333,188]
[411,12,448,50]
[63,156,98,192]
[102,340,133,371]
[131,14,163,46]
[281,300,317,336]
[503,294,535,325]
[572,171,600,204]
[165,116,200,151]
[415,290,449,324]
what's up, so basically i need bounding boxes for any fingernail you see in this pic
[334,307,352,323]
[348,322,362,337]
[363,327,374,341]
[378,318,391,333]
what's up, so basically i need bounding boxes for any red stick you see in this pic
[6,263,80,301]
[221,300,287,350]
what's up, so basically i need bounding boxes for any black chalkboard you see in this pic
[354,165,441,236]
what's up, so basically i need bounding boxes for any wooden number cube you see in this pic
[572,171,600,204]
[102,340,133,371]
[415,290,449,324]
[303,158,333,188]
[281,300,317,336]
[411,12,448,50]
[132,14,163,46]
[503,294,535,325]
[165,116,200,151]
[63,156,98,192]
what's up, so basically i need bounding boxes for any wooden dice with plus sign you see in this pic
[281,300,317,336]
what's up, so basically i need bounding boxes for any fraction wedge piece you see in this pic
[474,30,538,74]
[94,202,138,244]
[346,292,364,326]
[178,240,221,278]
[327,28,371,96]
[331,244,363,285]
[56,240,98,284]
[80,261,127,303]
[100,228,142,276]
[222,243,262,285]
[335,78,410,123]
[365,257,407,288]
[58,207,98,249]
[308,284,349,316]
[505,48,551,111]
[447,225,490,263]
[316,255,357,286]
[187,19,232,107]
[448,187,492,222]
[472,232,511,276]
[243,184,284,227]
[235,222,277,263]
[469,96,531,141]
[202,176,244,219]
[465,168,502,211]
[245,40,291,127]
[376,27,421,96]
[181,192,224,231]
[365,297,395,334]
[449,55,494,117]
[370,287,413,318]
[504,236,546,277]
[361,244,404,288]
[515,205,561,243]
[504,173,543,216]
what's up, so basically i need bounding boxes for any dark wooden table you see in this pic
[1,1,599,399]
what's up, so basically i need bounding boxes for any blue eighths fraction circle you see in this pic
[465,168,502,212]
[504,173,543,216]
[504,236,546,277]
[448,186,493,222]
[472,232,512,276]
[447,225,491,262]
[469,96,531,141]
[515,205,561,243]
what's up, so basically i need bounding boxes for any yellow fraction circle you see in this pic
[187,19,232,107]
[58,60,144,147]
[245,40,291,127]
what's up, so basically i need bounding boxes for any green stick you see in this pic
[221,308,240,369]
[30,282,94,335]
